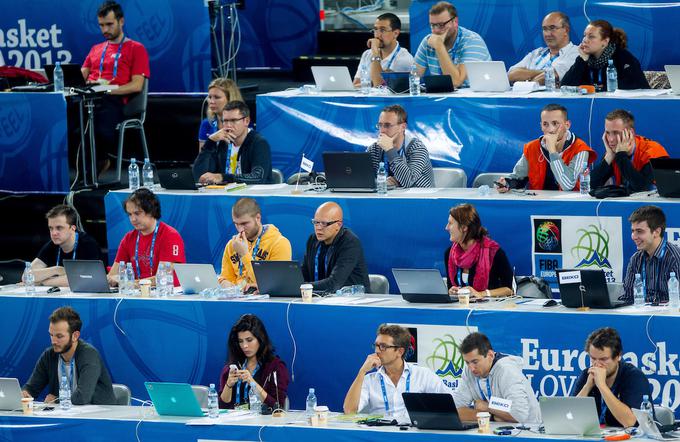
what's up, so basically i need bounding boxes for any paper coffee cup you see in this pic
[477,411,491,433]
[21,397,33,415]
[458,288,470,306]
[300,283,313,303]
[314,405,329,426]
[139,279,151,297]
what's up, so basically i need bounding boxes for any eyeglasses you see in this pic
[375,122,401,129]
[223,116,246,125]
[430,18,453,30]
[372,27,393,34]
[542,25,564,32]
[374,343,400,352]
[311,219,340,228]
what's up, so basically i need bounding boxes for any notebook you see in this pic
[144,382,204,417]
[0,378,23,411]
[466,61,511,92]
[158,168,203,191]
[651,158,680,198]
[540,396,601,436]
[251,261,305,297]
[63,260,114,293]
[311,66,355,92]
[392,268,457,303]
[402,392,477,430]
[173,264,219,295]
[665,65,680,95]
[322,151,377,193]
[44,63,86,88]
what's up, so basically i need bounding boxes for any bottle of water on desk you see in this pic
[668,272,679,310]
[579,167,590,195]
[409,63,420,96]
[360,66,371,95]
[634,273,645,306]
[544,67,555,92]
[54,62,64,93]
[118,261,128,295]
[376,162,387,195]
[305,388,317,416]
[128,158,140,190]
[23,262,36,295]
[640,395,653,422]
[249,383,262,414]
[126,262,135,295]
[606,60,618,92]
[59,375,72,410]
[207,383,219,418]
[142,158,154,190]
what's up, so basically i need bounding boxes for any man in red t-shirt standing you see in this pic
[81,1,151,175]
[107,189,185,286]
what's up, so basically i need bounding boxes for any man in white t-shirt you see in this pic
[353,12,414,87]
[343,324,451,422]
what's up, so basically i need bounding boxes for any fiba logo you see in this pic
[426,334,465,379]
[535,220,561,252]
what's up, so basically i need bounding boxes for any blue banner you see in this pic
[410,0,680,71]
[0,93,68,193]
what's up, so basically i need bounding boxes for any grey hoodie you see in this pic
[452,354,541,423]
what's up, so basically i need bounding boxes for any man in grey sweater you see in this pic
[22,306,116,405]
[453,332,541,423]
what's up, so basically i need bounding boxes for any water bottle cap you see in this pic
[309,388,315,393]
[379,161,384,167]
[144,158,150,162]
[643,394,649,400]
[608,59,613,66]
[672,272,676,277]
[209,383,215,389]
[131,158,137,163]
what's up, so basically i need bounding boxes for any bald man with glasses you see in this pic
[301,202,370,293]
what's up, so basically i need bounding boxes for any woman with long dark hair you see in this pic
[218,314,289,409]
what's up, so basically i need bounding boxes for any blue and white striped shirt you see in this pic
[622,239,680,304]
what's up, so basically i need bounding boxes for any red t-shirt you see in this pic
[83,38,150,85]
[113,221,185,285]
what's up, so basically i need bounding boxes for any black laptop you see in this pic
[44,63,86,88]
[383,72,410,94]
[63,260,115,293]
[402,392,477,431]
[158,168,203,190]
[251,261,305,297]
[323,152,377,192]
[422,75,455,93]
[393,268,457,303]
[556,269,628,308]
[650,158,680,198]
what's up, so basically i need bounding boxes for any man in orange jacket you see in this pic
[590,109,668,192]
[497,103,596,192]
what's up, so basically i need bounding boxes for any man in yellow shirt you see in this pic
[218,198,292,290]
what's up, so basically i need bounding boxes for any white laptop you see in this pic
[540,396,601,436]
[633,408,680,440]
[311,66,355,92]
[0,378,23,411]
[466,61,511,92]
[173,263,219,295]
[665,65,680,95]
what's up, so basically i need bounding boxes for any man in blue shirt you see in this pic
[572,327,652,427]
[413,1,491,88]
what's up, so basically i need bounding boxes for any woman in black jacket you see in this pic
[561,19,649,91]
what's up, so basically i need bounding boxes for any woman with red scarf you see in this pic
[445,204,514,299]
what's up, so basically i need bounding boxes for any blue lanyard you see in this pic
[641,238,667,302]
[234,362,260,405]
[56,232,79,267]
[533,48,559,70]
[238,226,268,276]
[477,378,492,401]
[225,142,234,174]
[134,222,159,279]
[314,243,332,281]
[98,37,125,80]
[599,397,609,424]
[379,369,411,412]
[59,357,75,391]
[589,68,603,86]
[456,268,470,287]
[384,42,400,71]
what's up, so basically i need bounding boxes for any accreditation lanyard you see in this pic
[477,378,492,401]
[533,48,559,70]
[314,243,332,281]
[56,232,79,267]
[238,226,268,276]
[641,238,667,302]
[225,143,235,174]
[98,37,125,80]
[134,223,159,279]
[589,68,603,87]
[234,362,260,405]
[456,268,469,287]
[383,42,400,71]
[58,357,75,391]
[379,370,411,412]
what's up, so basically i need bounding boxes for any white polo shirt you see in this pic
[509,42,579,80]
[354,44,414,80]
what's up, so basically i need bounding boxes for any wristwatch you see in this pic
[371,56,382,63]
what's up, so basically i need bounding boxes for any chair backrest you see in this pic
[271,168,284,184]
[369,273,389,294]
[472,172,506,188]
[192,385,209,408]
[655,405,675,426]
[122,77,149,121]
[433,167,467,188]
[112,383,131,406]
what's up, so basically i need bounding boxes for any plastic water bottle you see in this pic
[376,161,387,195]
[606,60,618,92]
[305,388,317,416]
[164,264,174,296]
[126,262,135,295]
[640,395,653,422]
[360,66,371,95]
[23,262,36,295]
[118,261,128,295]
[59,375,72,410]
[634,273,645,306]
[249,383,262,414]
[207,383,219,418]
[128,158,140,190]
[409,63,420,96]
[142,158,154,190]
[544,67,555,92]
[579,167,591,195]
[54,62,64,93]
[668,272,680,310]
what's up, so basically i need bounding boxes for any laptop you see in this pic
[651,158,680,198]
[158,168,203,191]
[63,260,115,293]
[422,75,455,93]
[44,63,86,88]
[383,72,410,94]
[466,61,511,92]
[251,261,305,297]
[322,151,377,193]
[144,382,204,417]
[392,268,457,303]
[556,269,628,309]
[402,392,477,431]
[665,65,680,95]
[540,396,601,436]
[173,264,219,295]
[633,409,680,440]
[0,378,23,411]
[311,66,355,92]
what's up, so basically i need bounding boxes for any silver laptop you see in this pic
[393,268,458,303]
[173,264,219,295]
[63,260,114,293]
[665,65,680,95]
[633,409,680,440]
[540,396,601,436]
[466,61,511,92]
[0,378,23,411]
[311,66,355,92]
